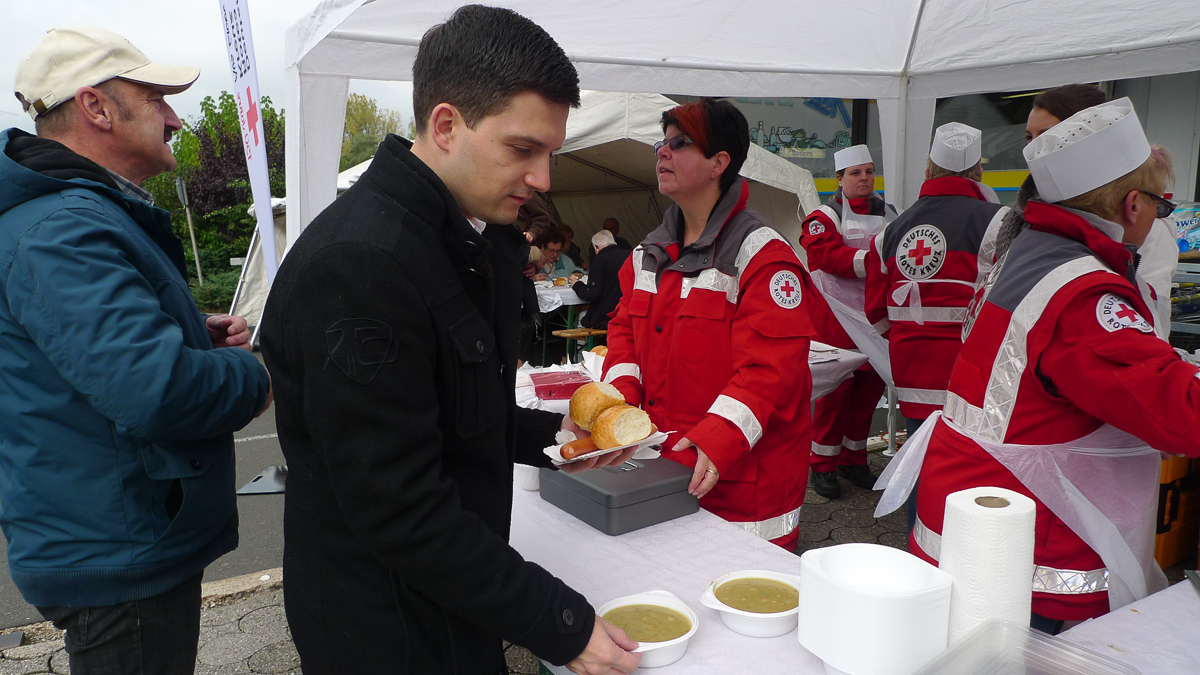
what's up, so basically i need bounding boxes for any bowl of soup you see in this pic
[597,590,699,668]
[699,570,802,638]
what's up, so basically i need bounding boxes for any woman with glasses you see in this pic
[1008,84,1176,334]
[601,98,814,549]
[894,99,1200,633]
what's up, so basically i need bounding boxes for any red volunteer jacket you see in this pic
[603,179,814,540]
[913,201,1200,620]
[800,191,894,349]
[865,177,1008,418]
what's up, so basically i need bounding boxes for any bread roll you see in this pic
[590,345,608,356]
[569,382,625,431]
[591,405,653,450]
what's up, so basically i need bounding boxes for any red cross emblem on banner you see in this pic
[245,86,260,146]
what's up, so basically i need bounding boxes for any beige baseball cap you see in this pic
[15,26,199,120]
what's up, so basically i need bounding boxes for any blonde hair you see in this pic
[1059,145,1174,220]
[925,157,982,183]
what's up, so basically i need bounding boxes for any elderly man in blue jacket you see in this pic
[0,27,271,674]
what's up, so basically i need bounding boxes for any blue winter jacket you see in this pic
[0,129,270,607]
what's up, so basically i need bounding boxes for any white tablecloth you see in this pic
[1059,580,1200,673]
[509,488,827,673]
[536,283,586,313]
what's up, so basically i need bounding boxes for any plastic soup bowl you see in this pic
[700,570,802,638]
[596,590,699,668]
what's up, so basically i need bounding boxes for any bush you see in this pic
[189,270,242,314]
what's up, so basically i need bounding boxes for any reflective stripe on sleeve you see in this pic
[708,394,763,448]
[603,363,642,384]
[896,387,947,406]
[853,250,867,278]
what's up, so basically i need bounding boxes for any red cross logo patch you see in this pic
[1096,293,1153,333]
[808,221,825,237]
[770,270,802,309]
[896,224,947,280]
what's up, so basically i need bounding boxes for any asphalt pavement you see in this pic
[0,354,287,630]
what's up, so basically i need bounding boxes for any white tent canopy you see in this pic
[286,0,1200,248]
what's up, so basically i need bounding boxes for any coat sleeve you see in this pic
[600,254,644,406]
[864,233,892,333]
[1039,284,1200,457]
[571,256,605,302]
[799,207,865,279]
[280,243,594,665]
[683,245,815,474]
[6,205,269,441]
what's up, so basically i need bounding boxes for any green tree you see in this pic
[144,91,285,312]
[340,93,407,170]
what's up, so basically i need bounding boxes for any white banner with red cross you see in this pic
[220,0,277,284]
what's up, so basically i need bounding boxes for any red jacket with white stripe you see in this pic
[800,191,895,349]
[603,178,814,538]
[912,201,1200,620]
[865,177,1008,418]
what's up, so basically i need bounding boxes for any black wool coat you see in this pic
[572,244,631,330]
[261,134,594,674]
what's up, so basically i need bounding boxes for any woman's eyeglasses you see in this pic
[653,135,694,155]
[1141,191,1176,219]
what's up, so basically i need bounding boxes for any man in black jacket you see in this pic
[572,229,631,335]
[260,6,640,674]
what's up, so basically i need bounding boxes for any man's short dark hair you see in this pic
[661,98,750,193]
[412,5,580,135]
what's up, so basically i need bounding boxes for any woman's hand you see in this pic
[671,437,719,497]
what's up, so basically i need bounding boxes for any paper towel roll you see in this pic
[939,486,1036,644]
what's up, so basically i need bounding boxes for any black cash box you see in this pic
[539,457,700,535]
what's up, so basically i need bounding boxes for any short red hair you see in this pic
[661,102,710,155]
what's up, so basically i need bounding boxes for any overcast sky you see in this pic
[1,0,414,134]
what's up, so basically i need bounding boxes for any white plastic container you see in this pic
[596,590,699,668]
[513,464,540,491]
[912,619,1139,675]
[699,569,801,638]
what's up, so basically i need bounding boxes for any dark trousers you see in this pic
[37,573,202,675]
[905,416,926,535]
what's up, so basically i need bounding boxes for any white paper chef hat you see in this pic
[929,122,982,172]
[834,145,873,171]
[1023,98,1151,203]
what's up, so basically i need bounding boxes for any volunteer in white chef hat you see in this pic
[861,121,1009,534]
[894,98,1191,634]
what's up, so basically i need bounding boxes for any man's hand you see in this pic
[671,437,719,497]
[524,263,540,279]
[565,616,641,675]
[569,271,584,282]
[558,415,636,474]
[206,314,252,351]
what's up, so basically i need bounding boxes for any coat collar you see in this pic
[643,177,749,260]
[1023,200,1138,281]
[919,176,989,201]
[363,134,492,268]
[828,187,887,216]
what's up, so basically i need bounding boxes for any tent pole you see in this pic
[229,226,260,316]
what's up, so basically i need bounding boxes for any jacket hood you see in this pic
[0,128,124,215]
[0,128,188,280]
